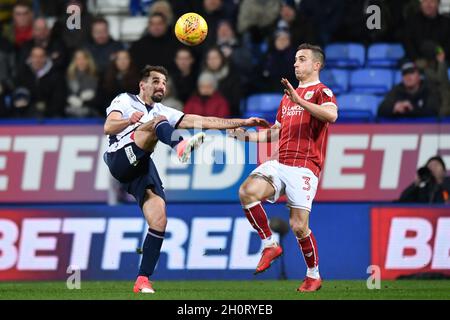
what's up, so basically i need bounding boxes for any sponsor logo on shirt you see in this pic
[282,104,304,117]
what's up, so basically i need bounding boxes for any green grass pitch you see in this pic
[0,280,449,300]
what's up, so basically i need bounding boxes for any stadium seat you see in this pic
[337,94,380,120]
[325,43,365,68]
[320,69,349,95]
[104,16,121,41]
[367,43,405,67]
[90,0,130,15]
[245,93,283,113]
[349,68,393,94]
[448,68,450,79]
[394,70,402,84]
[120,17,148,42]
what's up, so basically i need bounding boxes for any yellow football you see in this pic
[174,12,208,46]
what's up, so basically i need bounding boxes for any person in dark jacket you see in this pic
[377,61,441,118]
[129,12,180,72]
[399,155,450,204]
[403,0,450,64]
[12,46,66,118]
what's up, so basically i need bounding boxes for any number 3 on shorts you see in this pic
[302,176,311,191]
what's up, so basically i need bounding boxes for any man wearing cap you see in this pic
[377,61,441,118]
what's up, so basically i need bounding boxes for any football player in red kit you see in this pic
[228,43,338,292]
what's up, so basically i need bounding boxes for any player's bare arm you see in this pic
[227,123,280,142]
[177,114,270,130]
[104,110,144,135]
[281,78,338,123]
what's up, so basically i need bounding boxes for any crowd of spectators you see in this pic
[0,0,449,119]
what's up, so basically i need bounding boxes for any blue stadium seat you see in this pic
[245,93,283,113]
[337,94,380,120]
[448,68,450,79]
[367,43,405,67]
[320,69,349,95]
[349,68,393,94]
[394,70,402,84]
[325,43,365,68]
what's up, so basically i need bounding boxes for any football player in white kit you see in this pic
[103,65,269,293]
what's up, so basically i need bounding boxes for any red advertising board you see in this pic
[371,207,450,280]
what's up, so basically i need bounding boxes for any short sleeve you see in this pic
[275,96,285,125]
[160,104,185,128]
[317,86,337,108]
[106,94,129,116]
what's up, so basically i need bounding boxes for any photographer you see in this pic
[399,155,450,203]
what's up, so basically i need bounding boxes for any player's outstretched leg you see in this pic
[135,115,205,163]
[133,190,167,293]
[290,208,322,292]
[239,175,282,275]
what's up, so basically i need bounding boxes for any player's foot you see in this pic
[133,276,155,293]
[297,277,322,292]
[254,243,283,275]
[177,132,206,163]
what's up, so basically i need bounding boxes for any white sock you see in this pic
[307,266,320,279]
[262,236,277,248]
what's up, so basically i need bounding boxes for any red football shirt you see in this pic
[275,80,337,176]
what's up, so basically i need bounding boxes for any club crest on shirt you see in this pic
[323,88,333,97]
[304,90,315,100]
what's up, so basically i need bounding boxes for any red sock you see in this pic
[243,202,272,239]
[297,231,319,268]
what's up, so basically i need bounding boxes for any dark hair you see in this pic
[140,65,169,82]
[427,155,447,171]
[13,0,32,10]
[92,16,109,26]
[297,43,325,69]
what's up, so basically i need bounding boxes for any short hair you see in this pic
[92,16,109,26]
[140,65,169,82]
[149,12,168,24]
[13,0,32,10]
[297,43,325,69]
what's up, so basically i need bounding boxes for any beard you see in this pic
[151,92,164,103]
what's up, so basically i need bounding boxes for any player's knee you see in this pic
[289,220,308,238]
[239,183,259,203]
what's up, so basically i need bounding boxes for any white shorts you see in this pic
[251,160,319,211]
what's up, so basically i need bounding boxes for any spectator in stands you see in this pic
[65,49,98,118]
[184,72,230,117]
[1,1,33,49]
[377,61,441,118]
[148,0,174,26]
[162,77,183,112]
[275,1,316,46]
[172,47,198,103]
[216,20,253,91]
[85,17,124,76]
[299,0,344,45]
[129,12,180,72]
[260,29,296,92]
[19,17,68,71]
[404,0,450,64]
[0,0,26,25]
[101,50,140,107]
[51,0,94,54]
[237,0,280,63]
[13,46,66,118]
[0,29,15,117]
[420,41,450,116]
[193,0,229,47]
[202,46,241,116]
[399,155,450,203]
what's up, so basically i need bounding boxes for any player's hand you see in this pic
[227,128,248,141]
[128,111,144,125]
[243,117,270,128]
[281,78,301,104]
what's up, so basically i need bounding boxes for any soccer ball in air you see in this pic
[174,12,208,46]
